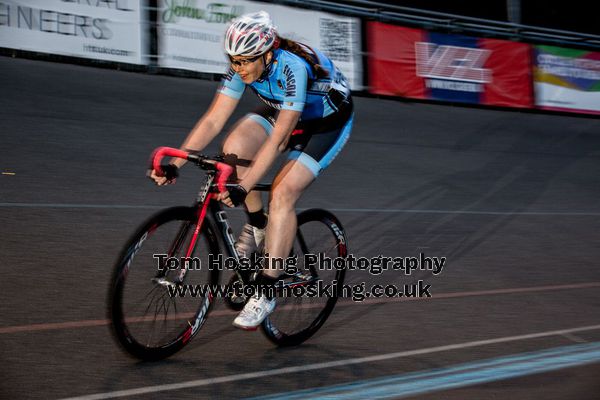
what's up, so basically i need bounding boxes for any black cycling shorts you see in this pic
[246,100,353,177]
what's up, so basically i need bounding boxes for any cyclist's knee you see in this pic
[269,185,301,213]
[223,117,267,156]
[222,135,246,158]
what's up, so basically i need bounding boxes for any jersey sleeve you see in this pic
[218,67,245,99]
[281,59,307,112]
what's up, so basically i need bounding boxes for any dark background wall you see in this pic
[328,0,599,35]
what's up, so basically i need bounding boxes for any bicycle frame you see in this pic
[205,184,273,257]
[152,146,272,285]
[152,146,319,295]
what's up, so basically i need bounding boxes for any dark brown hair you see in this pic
[276,36,329,80]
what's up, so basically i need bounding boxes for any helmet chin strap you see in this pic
[258,51,274,81]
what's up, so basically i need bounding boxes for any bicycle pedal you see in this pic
[152,277,178,288]
[288,271,314,282]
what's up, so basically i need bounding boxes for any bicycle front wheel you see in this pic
[108,206,220,361]
[262,208,348,346]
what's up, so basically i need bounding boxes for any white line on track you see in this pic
[0,282,600,334]
[328,208,600,216]
[60,323,600,400]
[2,282,599,334]
[0,203,162,210]
[1,202,600,216]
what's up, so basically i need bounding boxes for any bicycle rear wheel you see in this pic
[261,208,348,346]
[109,206,220,361]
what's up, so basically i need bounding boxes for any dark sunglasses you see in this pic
[228,54,262,67]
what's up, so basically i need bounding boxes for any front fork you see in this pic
[172,174,218,284]
[175,186,246,286]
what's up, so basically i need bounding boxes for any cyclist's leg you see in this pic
[263,161,314,277]
[232,160,313,330]
[222,107,274,211]
[264,113,354,278]
[232,114,353,330]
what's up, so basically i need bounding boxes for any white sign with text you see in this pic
[158,0,363,89]
[0,0,147,64]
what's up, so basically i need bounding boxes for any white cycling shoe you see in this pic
[232,295,276,331]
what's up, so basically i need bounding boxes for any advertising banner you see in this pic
[367,22,533,108]
[0,0,147,65]
[157,0,363,89]
[534,45,600,115]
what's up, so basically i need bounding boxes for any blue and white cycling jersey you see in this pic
[219,46,351,121]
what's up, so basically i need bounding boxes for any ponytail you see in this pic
[275,36,329,80]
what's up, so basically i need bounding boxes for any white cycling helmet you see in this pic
[224,11,277,57]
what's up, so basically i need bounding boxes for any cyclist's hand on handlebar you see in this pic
[217,184,247,207]
[148,164,179,186]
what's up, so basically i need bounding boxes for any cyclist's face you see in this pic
[229,52,271,83]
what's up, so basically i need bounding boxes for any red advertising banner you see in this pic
[367,21,533,108]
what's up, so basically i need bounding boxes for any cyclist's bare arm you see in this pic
[218,109,301,206]
[150,93,240,185]
[176,93,240,166]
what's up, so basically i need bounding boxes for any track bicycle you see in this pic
[108,147,348,361]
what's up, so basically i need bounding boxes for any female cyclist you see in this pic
[149,11,353,330]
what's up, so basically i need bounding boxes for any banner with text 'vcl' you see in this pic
[0,0,147,65]
[367,22,533,108]
[157,0,363,90]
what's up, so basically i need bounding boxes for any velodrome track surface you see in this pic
[1,56,600,399]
